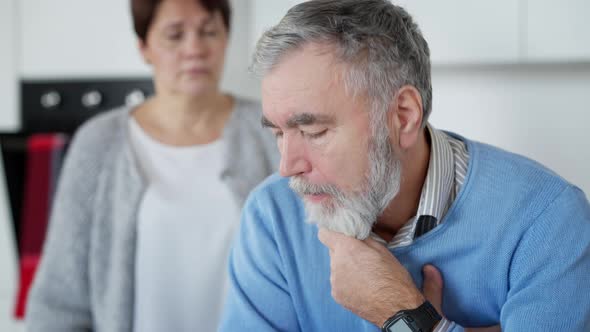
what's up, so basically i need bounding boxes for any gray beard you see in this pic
[289,124,401,239]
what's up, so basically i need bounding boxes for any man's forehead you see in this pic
[260,78,328,127]
[261,45,344,91]
[259,44,355,128]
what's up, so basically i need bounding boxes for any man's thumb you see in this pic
[422,264,444,316]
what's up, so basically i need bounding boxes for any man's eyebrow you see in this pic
[261,113,335,129]
[285,113,334,128]
[261,116,277,128]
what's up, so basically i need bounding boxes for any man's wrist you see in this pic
[377,291,425,327]
[381,300,442,332]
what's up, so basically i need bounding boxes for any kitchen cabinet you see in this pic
[0,0,19,132]
[250,0,522,65]
[251,1,590,65]
[18,0,258,98]
[525,0,590,62]
[19,0,151,78]
[394,0,521,65]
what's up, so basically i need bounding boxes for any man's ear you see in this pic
[387,85,424,150]
[138,39,151,65]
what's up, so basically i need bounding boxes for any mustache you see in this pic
[289,176,344,197]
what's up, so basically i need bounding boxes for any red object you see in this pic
[13,255,41,319]
[13,134,67,320]
[19,135,66,255]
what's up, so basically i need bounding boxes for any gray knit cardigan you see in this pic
[26,97,279,332]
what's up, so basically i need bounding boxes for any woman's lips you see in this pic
[184,68,210,76]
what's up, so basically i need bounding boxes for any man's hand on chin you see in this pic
[318,228,501,332]
[318,227,425,327]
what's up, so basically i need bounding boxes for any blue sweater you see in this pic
[219,138,590,331]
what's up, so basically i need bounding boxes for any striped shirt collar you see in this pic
[372,124,468,247]
[415,125,455,222]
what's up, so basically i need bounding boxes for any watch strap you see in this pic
[382,301,442,332]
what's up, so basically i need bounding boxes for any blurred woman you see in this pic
[26,0,278,331]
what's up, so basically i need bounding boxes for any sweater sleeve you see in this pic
[449,185,590,331]
[218,194,300,331]
[502,185,590,330]
[25,124,101,331]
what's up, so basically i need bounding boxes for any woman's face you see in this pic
[140,0,229,97]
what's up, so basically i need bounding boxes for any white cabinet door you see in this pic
[394,0,521,65]
[525,0,590,61]
[19,0,151,78]
[0,0,19,131]
[250,1,521,65]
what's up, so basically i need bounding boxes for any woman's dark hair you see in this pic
[131,0,231,42]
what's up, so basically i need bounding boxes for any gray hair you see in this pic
[251,0,433,127]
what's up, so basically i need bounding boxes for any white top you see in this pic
[128,118,240,332]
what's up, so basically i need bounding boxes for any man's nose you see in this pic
[279,136,311,177]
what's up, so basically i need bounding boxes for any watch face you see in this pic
[387,319,413,332]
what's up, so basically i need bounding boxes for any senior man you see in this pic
[219,1,590,331]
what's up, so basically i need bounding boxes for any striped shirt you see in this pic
[372,124,470,332]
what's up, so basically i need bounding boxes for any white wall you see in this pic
[0,0,19,131]
[429,64,590,196]
[221,0,259,99]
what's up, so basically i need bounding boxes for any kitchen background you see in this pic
[1,0,589,330]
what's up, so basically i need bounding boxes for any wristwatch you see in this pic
[381,301,442,332]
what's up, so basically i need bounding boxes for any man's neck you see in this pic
[373,128,431,243]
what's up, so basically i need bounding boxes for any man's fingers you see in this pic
[363,236,386,251]
[422,264,444,316]
[317,227,336,249]
[317,227,357,250]
[423,265,501,332]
